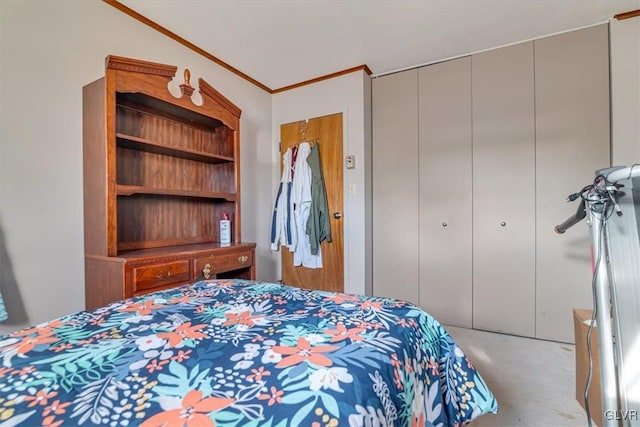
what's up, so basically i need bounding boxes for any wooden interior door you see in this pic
[280,113,343,292]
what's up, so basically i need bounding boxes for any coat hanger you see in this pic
[299,119,309,143]
[297,119,320,148]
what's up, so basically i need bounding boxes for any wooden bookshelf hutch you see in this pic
[83,55,255,310]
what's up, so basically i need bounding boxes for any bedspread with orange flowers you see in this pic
[0,279,497,426]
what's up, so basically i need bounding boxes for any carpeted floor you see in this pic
[446,325,589,426]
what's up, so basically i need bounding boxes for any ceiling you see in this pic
[120,0,639,91]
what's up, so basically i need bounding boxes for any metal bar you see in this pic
[605,176,640,427]
[605,164,640,183]
[588,207,619,427]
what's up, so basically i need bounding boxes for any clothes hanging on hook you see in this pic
[306,141,331,256]
[270,116,331,266]
[270,139,324,268]
[293,139,318,147]
[290,145,298,180]
[299,121,308,141]
[270,147,296,251]
[291,142,322,268]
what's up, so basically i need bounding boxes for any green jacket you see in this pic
[306,143,331,255]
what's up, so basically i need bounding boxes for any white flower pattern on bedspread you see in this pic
[0,279,498,426]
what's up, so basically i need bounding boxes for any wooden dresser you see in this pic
[83,55,255,310]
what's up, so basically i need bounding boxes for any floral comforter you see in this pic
[0,279,497,426]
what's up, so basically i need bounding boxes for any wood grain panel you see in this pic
[133,260,191,292]
[116,149,235,194]
[116,102,234,158]
[106,69,118,256]
[212,250,253,273]
[114,72,239,131]
[85,256,126,310]
[117,196,218,250]
[122,244,256,301]
[193,255,217,280]
[84,55,250,309]
[193,250,253,278]
[116,134,233,165]
[232,125,242,245]
[280,114,344,293]
[83,78,108,256]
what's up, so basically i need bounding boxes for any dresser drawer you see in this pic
[194,250,253,280]
[133,260,191,293]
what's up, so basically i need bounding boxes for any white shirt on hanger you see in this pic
[291,142,322,268]
[270,147,296,251]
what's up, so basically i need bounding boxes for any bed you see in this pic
[0,279,497,426]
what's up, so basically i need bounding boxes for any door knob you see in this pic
[333,212,342,219]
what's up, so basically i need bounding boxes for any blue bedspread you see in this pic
[0,280,497,426]
[0,292,6,322]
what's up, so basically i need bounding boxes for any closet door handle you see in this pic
[333,212,342,219]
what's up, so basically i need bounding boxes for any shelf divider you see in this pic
[116,133,234,164]
[117,184,236,201]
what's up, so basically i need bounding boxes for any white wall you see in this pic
[610,17,640,165]
[0,0,273,334]
[271,72,372,296]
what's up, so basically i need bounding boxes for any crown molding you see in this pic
[104,0,375,95]
[614,9,640,20]
[103,0,273,93]
[273,65,373,94]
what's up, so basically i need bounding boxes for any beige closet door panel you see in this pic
[372,70,419,304]
[535,24,610,342]
[419,58,472,327]
[472,42,536,336]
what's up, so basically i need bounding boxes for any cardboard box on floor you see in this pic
[573,308,602,427]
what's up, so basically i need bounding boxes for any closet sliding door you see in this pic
[472,43,536,336]
[418,58,472,328]
[535,24,610,342]
[372,24,609,341]
[372,70,420,304]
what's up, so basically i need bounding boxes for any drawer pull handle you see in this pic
[157,271,172,279]
[202,263,212,279]
[238,255,249,264]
